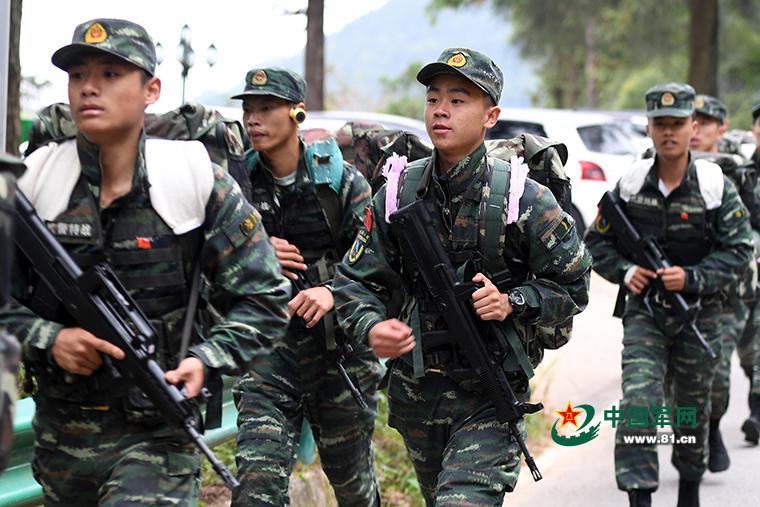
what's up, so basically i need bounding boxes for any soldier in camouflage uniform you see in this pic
[333,48,591,507]
[688,94,760,471]
[740,101,760,445]
[585,83,754,507]
[0,154,24,474]
[0,19,291,505]
[229,67,382,507]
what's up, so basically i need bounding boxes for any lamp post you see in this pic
[165,25,218,104]
[177,24,195,104]
[155,26,217,104]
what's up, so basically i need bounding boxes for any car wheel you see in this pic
[568,204,586,238]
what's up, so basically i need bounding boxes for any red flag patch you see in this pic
[364,206,373,232]
[137,237,152,249]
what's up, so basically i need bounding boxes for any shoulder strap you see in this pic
[484,158,510,262]
[305,138,346,245]
[19,139,80,220]
[398,159,429,207]
[314,184,342,247]
[144,139,214,235]
[694,158,725,210]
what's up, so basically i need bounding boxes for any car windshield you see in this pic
[577,124,637,156]
[485,120,546,139]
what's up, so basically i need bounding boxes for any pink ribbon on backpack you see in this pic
[507,155,530,224]
[382,153,407,223]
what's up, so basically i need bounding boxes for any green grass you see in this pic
[373,391,423,507]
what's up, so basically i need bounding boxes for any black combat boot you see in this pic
[707,418,730,472]
[676,479,700,507]
[741,393,760,445]
[627,489,651,507]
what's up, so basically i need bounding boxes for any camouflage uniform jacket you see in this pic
[585,155,753,302]
[333,143,592,363]
[1,133,291,403]
[246,138,372,287]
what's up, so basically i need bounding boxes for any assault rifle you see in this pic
[598,191,717,359]
[13,189,240,491]
[389,199,543,481]
[292,272,368,410]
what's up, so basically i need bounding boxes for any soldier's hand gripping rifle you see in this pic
[389,199,543,481]
[13,189,240,491]
[598,191,716,359]
[291,272,368,410]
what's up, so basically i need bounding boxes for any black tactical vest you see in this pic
[28,176,200,402]
[623,173,714,267]
[249,161,340,283]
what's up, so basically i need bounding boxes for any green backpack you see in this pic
[25,102,252,201]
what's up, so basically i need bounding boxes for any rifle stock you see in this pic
[389,199,543,481]
[598,191,716,359]
[13,188,240,491]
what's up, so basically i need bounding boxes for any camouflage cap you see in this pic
[416,48,503,105]
[694,94,727,123]
[751,101,760,122]
[231,67,307,104]
[52,19,156,75]
[644,82,695,118]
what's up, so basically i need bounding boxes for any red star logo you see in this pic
[556,402,583,428]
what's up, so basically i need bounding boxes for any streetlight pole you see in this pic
[165,25,217,105]
[177,24,195,104]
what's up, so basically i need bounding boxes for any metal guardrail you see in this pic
[0,379,241,507]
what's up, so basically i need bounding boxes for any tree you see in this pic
[689,0,719,95]
[5,0,21,156]
[427,0,730,109]
[305,0,324,110]
[379,61,425,120]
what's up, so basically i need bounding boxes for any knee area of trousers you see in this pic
[436,465,516,501]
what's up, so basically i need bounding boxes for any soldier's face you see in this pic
[690,113,725,152]
[647,116,696,161]
[242,96,299,153]
[424,74,499,167]
[67,54,159,146]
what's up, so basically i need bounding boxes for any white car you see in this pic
[485,108,641,234]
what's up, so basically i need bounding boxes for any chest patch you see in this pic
[629,195,660,207]
[46,220,94,240]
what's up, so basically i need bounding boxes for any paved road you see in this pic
[505,273,760,506]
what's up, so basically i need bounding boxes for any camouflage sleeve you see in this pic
[682,176,753,294]
[189,167,291,375]
[583,185,636,284]
[323,164,372,292]
[509,179,592,326]
[0,248,64,365]
[333,185,406,344]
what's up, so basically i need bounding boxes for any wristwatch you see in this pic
[508,289,527,315]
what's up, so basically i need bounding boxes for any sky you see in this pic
[19,0,389,113]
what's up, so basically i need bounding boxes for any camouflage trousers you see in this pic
[615,298,721,491]
[712,299,759,419]
[754,333,760,397]
[31,396,200,506]
[387,359,528,507]
[232,323,382,507]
